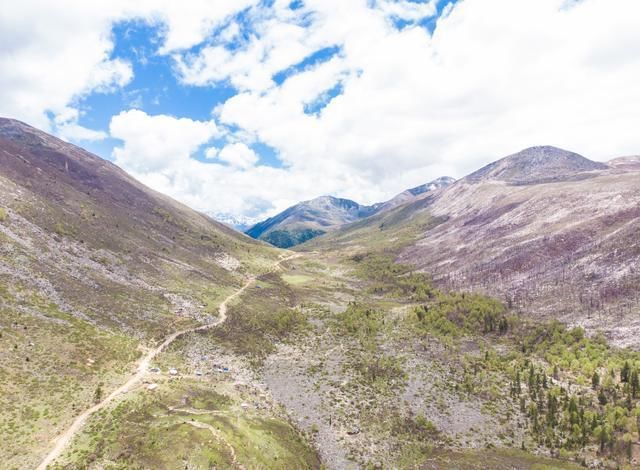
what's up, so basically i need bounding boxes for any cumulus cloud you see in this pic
[376,0,439,21]
[106,109,388,219]
[0,0,253,132]
[204,147,220,160]
[110,110,219,172]
[218,143,259,169]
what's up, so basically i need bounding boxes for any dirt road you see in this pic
[36,253,298,470]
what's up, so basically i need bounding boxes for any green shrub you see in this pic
[350,252,435,300]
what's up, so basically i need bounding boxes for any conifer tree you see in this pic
[631,369,639,398]
[592,370,600,389]
[621,361,631,383]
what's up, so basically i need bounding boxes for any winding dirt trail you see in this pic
[36,253,298,470]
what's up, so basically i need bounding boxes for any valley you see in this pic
[1,120,639,469]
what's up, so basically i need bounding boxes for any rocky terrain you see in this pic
[372,176,456,213]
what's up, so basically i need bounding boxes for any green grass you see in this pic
[281,274,314,285]
[297,249,640,468]
[210,272,309,362]
[0,279,139,469]
[56,381,320,469]
[414,448,585,469]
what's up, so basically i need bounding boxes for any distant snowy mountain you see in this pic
[211,213,258,232]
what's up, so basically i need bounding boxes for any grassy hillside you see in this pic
[0,118,291,468]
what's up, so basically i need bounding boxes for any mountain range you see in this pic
[245,176,455,248]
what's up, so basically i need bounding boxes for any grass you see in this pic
[0,279,139,469]
[210,272,309,363]
[56,381,320,469]
[271,248,640,468]
[416,448,585,469]
[281,274,314,285]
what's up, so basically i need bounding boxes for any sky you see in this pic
[1,0,640,223]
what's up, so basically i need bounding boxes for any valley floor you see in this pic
[4,248,640,469]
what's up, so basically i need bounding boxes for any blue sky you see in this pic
[2,0,639,221]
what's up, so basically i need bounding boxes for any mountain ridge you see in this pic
[466,145,608,185]
[246,177,455,248]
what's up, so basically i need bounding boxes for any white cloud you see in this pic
[0,2,132,131]
[376,0,438,21]
[144,0,259,54]
[218,143,259,169]
[56,123,108,142]
[106,109,385,219]
[204,147,220,160]
[0,0,253,133]
[110,109,219,172]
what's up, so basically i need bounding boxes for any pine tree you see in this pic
[591,370,600,389]
[621,361,631,383]
[598,388,608,406]
[596,425,610,452]
[528,364,535,388]
[94,383,103,403]
[631,369,639,398]
[547,393,558,428]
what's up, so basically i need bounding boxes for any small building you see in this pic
[169,368,178,376]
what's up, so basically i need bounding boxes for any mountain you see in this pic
[246,195,376,248]
[307,146,640,347]
[466,145,608,184]
[0,118,282,467]
[246,177,455,248]
[372,176,456,212]
[211,212,258,231]
[4,122,639,470]
[608,155,640,170]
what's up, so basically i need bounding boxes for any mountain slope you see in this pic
[247,177,454,248]
[371,176,455,212]
[308,146,640,347]
[246,195,376,248]
[0,118,282,467]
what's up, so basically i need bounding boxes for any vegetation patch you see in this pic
[263,228,325,248]
[55,382,320,469]
[211,272,309,362]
